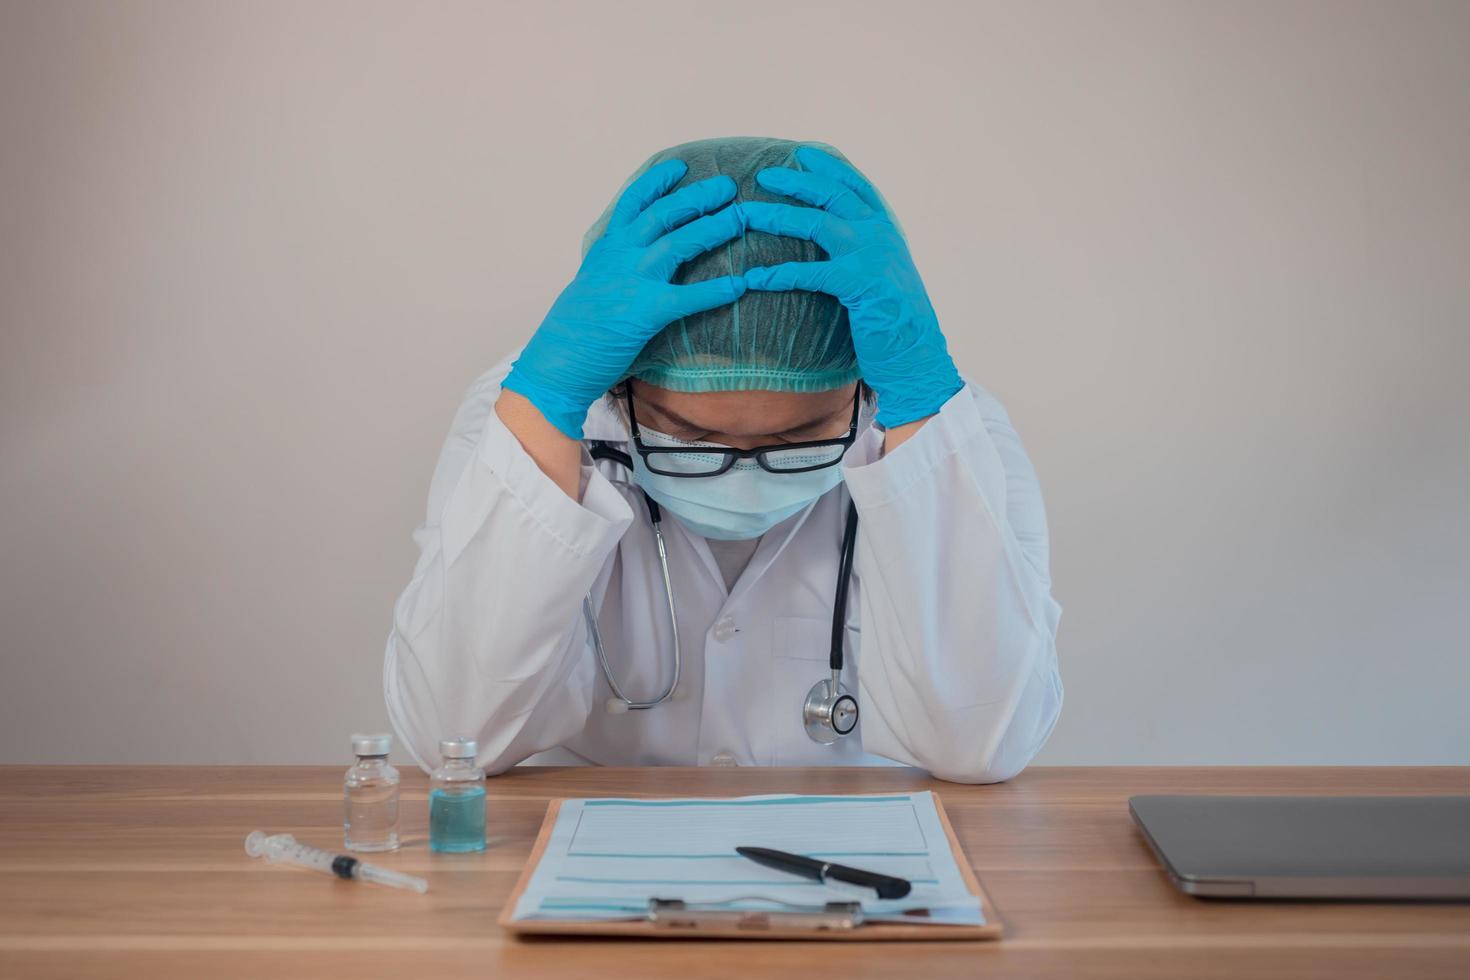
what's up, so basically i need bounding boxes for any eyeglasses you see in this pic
[626,387,861,478]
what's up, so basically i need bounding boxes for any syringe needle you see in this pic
[356,862,429,893]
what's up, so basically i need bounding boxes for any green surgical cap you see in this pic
[583,136,865,394]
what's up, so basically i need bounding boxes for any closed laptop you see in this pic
[1129,795,1470,898]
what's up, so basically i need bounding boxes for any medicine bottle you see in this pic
[429,737,487,853]
[343,733,400,852]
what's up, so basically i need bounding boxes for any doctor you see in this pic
[385,138,1062,783]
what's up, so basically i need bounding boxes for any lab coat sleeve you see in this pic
[382,365,633,774]
[841,381,1063,783]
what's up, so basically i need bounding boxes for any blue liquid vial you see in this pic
[429,737,486,853]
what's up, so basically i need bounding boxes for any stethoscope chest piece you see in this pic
[803,671,859,744]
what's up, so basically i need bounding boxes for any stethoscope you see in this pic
[585,442,860,744]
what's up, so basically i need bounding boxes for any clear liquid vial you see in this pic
[344,733,400,852]
[429,737,486,853]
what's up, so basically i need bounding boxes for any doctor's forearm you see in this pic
[495,390,583,499]
[845,386,1063,781]
[881,417,928,456]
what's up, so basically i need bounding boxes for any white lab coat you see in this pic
[384,356,1063,783]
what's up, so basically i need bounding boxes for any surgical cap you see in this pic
[582,137,865,394]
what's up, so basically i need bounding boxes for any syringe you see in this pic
[245,831,428,893]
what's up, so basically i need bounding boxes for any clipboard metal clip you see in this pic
[647,898,865,933]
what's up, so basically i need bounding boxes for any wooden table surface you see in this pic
[1,766,1468,979]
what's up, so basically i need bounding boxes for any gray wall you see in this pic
[2,1,1467,765]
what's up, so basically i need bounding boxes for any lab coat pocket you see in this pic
[772,616,834,663]
[771,617,864,765]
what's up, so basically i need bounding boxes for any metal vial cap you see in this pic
[350,733,393,757]
[439,737,478,760]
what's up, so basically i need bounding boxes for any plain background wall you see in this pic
[2,0,1467,766]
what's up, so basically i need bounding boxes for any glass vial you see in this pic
[344,733,400,853]
[429,737,486,853]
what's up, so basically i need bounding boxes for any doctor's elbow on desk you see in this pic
[903,667,1064,785]
[383,623,600,778]
[919,727,1058,785]
[923,739,1044,785]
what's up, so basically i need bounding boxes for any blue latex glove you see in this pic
[502,159,748,439]
[740,147,963,428]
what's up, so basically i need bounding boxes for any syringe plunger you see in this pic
[245,831,427,893]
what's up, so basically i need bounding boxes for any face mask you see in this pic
[628,429,845,541]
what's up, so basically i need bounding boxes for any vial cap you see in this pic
[440,737,478,760]
[350,733,392,756]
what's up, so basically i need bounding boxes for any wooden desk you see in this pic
[1,766,1467,979]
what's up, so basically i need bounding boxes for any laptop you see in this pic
[1129,795,1470,898]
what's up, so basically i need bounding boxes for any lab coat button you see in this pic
[710,752,738,767]
[712,617,739,642]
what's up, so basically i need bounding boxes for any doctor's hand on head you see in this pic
[741,147,964,450]
[496,158,748,496]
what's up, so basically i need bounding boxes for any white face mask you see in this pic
[628,428,845,541]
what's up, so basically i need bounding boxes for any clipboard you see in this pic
[498,794,1003,940]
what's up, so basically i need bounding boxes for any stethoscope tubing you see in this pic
[585,441,857,728]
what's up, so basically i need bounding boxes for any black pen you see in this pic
[736,846,912,899]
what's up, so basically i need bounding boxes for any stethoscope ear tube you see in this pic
[804,498,861,743]
[830,500,859,673]
[586,441,677,710]
[590,440,663,523]
[583,509,680,711]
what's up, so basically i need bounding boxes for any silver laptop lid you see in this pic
[1129,795,1470,898]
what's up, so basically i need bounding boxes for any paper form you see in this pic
[510,791,984,925]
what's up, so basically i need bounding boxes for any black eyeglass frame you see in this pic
[624,386,862,478]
